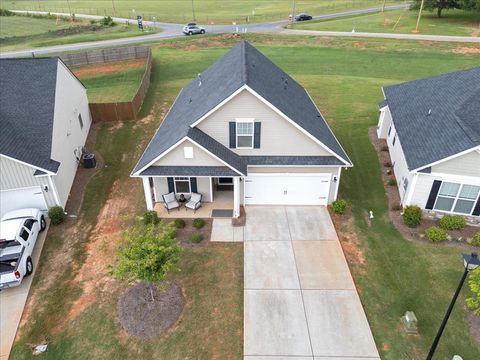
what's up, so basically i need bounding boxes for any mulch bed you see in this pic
[164,218,212,248]
[117,281,185,339]
[466,311,480,344]
[369,127,479,250]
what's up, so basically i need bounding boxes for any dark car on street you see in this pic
[295,13,313,21]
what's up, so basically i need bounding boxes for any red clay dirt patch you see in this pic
[452,46,480,55]
[73,59,146,78]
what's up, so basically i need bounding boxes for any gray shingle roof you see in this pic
[0,57,61,173]
[139,166,239,177]
[243,156,344,166]
[383,67,480,171]
[132,41,351,175]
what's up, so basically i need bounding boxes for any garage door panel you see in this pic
[245,175,330,206]
[0,186,48,218]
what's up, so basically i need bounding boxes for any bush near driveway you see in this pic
[48,206,66,225]
[191,232,203,244]
[425,226,448,242]
[193,218,206,229]
[438,215,466,230]
[331,199,347,214]
[174,218,186,229]
[402,205,423,228]
[143,210,158,225]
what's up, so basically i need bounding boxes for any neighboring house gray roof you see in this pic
[139,166,239,177]
[243,156,344,166]
[383,67,480,171]
[133,41,351,175]
[0,57,61,173]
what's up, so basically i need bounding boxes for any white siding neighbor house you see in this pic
[0,57,91,217]
[377,67,480,224]
[132,41,352,218]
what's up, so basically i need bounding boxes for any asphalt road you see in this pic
[1,4,478,57]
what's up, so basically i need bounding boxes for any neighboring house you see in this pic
[377,67,480,222]
[0,57,91,217]
[132,41,352,218]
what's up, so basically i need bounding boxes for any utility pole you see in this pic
[415,0,425,33]
[111,0,116,16]
[37,0,41,11]
[381,0,387,12]
[291,0,296,27]
[191,0,196,21]
[66,0,71,15]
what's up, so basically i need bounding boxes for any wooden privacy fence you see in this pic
[61,46,152,122]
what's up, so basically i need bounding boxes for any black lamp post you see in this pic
[426,252,480,360]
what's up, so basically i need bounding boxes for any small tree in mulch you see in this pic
[113,221,182,302]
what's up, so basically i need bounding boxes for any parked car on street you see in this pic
[183,24,206,35]
[295,13,313,21]
[0,208,46,290]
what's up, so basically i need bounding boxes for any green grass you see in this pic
[73,60,146,103]
[11,35,480,359]
[295,8,480,36]
[0,14,157,52]
[6,0,397,24]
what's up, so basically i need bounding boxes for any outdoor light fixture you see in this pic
[426,253,480,360]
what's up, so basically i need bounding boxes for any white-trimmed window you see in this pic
[434,182,480,215]
[174,177,190,193]
[183,146,194,159]
[236,119,254,148]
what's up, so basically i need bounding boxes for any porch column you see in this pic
[233,177,240,218]
[142,177,154,210]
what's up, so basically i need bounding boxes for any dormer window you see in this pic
[236,119,254,149]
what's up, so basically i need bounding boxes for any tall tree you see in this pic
[411,0,461,17]
[461,0,480,11]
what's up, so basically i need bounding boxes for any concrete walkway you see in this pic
[243,207,379,359]
[0,222,50,360]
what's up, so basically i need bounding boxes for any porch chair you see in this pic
[185,193,202,213]
[162,192,180,213]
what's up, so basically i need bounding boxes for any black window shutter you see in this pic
[472,198,480,216]
[229,122,236,148]
[254,122,261,149]
[190,177,198,193]
[167,177,175,193]
[425,180,442,210]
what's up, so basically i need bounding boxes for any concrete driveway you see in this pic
[244,207,379,359]
[0,222,50,360]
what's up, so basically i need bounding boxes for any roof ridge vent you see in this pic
[427,109,432,116]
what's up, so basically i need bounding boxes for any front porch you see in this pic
[142,175,241,218]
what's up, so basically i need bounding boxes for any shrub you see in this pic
[193,218,205,229]
[100,15,114,26]
[331,199,347,215]
[391,203,402,211]
[381,145,389,152]
[174,218,186,229]
[191,232,203,244]
[438,215,466,230]
[48,206,66,225]
[467,267,480,315]
[425,226,448,242]
[0,9,15,16]
[402,205,423,228]
[387,178,397,186]
[470,232,480,247]
[143,210,158,225]
[383,161,392,167]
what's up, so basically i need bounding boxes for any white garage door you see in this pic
[0,186,48,218]
[244,175,331,205]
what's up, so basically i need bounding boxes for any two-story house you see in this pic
[0,57,92,217]
[132,41,352,218]
[377,67,480,223]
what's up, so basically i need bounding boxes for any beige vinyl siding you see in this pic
[409,174,439,209]
[153,176,212,203]
[387,122,412,204]
[197,89,330,156]
[431,150,480,178]
[153,140,224,167]
[247,166,339,203]
[0,156,57,207]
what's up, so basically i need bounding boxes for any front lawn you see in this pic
[11,34,480,359]
[294,8,480,36]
